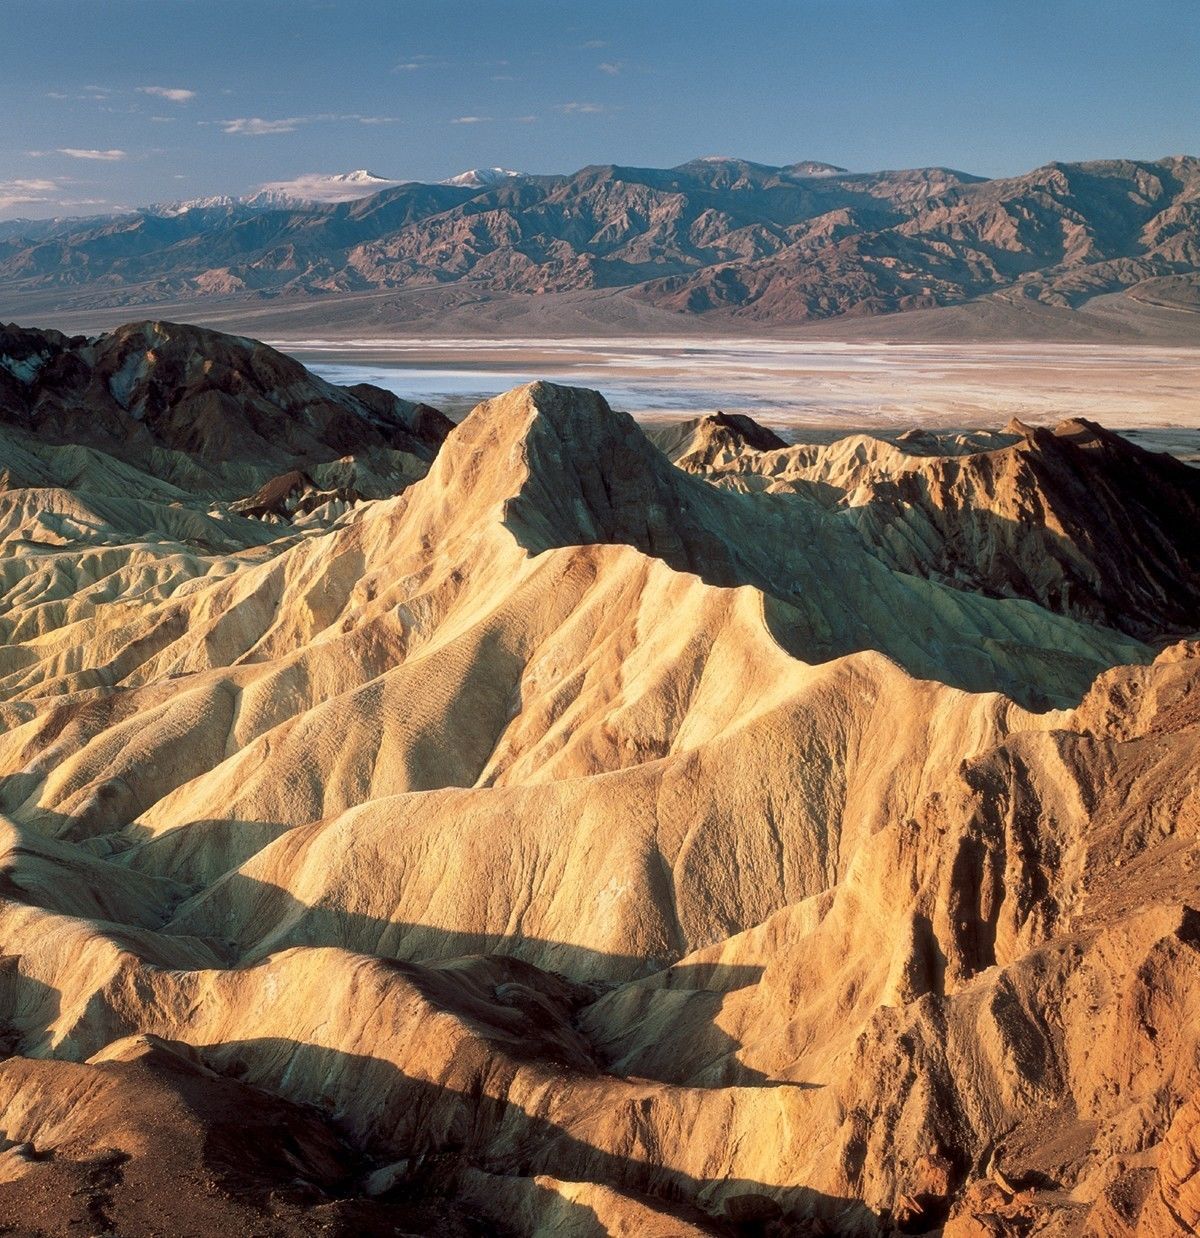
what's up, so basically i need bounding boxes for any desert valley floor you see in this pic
[0,318,1196,1235]
[285,336,1200,431]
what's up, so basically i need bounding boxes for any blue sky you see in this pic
[1,0,1197,218]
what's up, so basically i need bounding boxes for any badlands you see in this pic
[0,320,1196,1235]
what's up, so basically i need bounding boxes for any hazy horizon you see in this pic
[3,0,1198,219]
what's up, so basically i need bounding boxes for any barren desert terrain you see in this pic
[0,319,1196,1234]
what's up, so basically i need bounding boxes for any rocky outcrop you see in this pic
[0,319,450,468]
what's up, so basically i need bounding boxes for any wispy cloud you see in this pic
[222,116,304,135]
[557,101,609,115]
[220,113,399,135]
[138,85,196,103]
[580,39,608,49]
[0,178,59,210]
[514,115,538,124]
[491,74,516,81]
[3,178,59,193]
[394,55,438,72]
[55,148,128,161]
[0,194,48,212]
[44,85,112,102]
[0,178,112,216]
[451,115,491,124]
[598,61,622,75]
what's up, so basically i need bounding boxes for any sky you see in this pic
[1,0,1197,219]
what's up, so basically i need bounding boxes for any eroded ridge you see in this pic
[0,351,1196,1235]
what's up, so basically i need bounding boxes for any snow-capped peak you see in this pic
[147,194,239,217]
[328,170,389,185]
[243,170,407,208]
[441,167,525,188]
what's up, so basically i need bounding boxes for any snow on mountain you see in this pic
[783,160,849,178]
[149,195,239,217]
[242,170,407,208]
[441,167,525,188]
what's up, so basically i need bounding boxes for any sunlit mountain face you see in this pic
[2,156,1199,334]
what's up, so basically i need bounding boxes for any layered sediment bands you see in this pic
[0,367,1196,1234]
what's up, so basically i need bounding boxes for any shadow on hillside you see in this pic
[0,919,881,1232]
[860,463,1200,643]
[0,958,59,1058]
[196,1034,881,1236]
[501,400,1161,709]
[0,814,796,1091]
[164,867,796,1090]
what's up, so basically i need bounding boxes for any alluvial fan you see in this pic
[0,321,1196,1235]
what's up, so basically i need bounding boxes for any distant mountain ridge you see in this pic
[2,154,1199,326]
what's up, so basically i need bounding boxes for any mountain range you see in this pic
[2,155,1199,333]
[0,318,1197,1232]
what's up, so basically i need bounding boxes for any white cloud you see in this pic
[580,39,608,49]
[57,148,127,160]
[0,178,113,217]
[514,115,538,124]
[451,115,491,124]
[3,179,59,193]
[598,61,622,75]
[138,85,196,103]
[557,101,608,115]
[220,113,398,136]
[222,116,304,135]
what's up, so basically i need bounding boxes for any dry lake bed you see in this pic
[281,336,1200,459]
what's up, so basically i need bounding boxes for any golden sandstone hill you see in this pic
[0,322,1197,1235]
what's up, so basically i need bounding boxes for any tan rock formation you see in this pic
[0,365,1195,1234]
